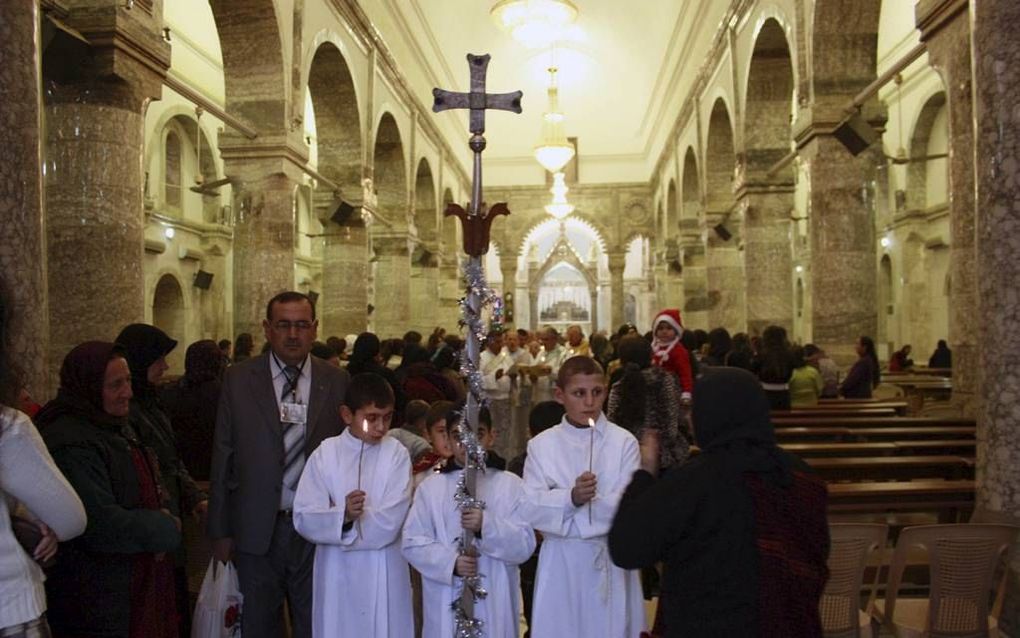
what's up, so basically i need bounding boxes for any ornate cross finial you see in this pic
[433,54,522,135]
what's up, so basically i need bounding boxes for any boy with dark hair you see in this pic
[412,401,456,480]
[477,407,507,470]
[293,373,412,637]
[402,414,535,638]
[522,357,645,637]
[388,399,431,460]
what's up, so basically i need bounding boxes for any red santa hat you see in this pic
[653,309,684,337]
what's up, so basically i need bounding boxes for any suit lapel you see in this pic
[250,355,281,436]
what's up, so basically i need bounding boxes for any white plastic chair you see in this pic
[871,523,1018,638]
[821,523,888,638]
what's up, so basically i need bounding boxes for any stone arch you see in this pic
[162,115,221,223]
[414,158,438,247]
[152,273,187,373]
[306,41,362,190]
[878,253,893,345]
[906,91,948,211]
[665,180,679,238]
[441,187,458,259]
[744,17,795,176]
[705,98,736,210]
[208,0,288,134]
[811,0,883,95]
[517,214,609,257]
[680,147,700,224]
[372,112,407,225]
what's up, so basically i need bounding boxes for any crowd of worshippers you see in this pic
[0,283,954,638]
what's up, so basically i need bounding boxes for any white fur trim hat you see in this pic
[653,309,684,337]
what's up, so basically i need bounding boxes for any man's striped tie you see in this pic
[281,365,305,490]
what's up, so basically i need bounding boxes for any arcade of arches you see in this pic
[2,0,1020,625]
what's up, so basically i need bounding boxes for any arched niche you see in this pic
[906,91,948,211]
[152,274,187,373]
[705,99,736,210]
[681,146,701,228]
[160,115,220,223]
[744,18,795,177]
[665,180,679,239]
[414,158,438,247]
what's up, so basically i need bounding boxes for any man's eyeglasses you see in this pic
[273,321,313,332]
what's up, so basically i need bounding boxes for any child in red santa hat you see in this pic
[651,309,693,402]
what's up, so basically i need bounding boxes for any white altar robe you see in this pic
[521,413,646,638]
[293,429,414,638]
[402,468,536,638]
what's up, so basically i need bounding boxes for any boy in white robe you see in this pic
[402,416,536,638]
[293,372,414,638]
[522,356,646,638]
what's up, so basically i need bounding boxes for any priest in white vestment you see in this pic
[293,401,414,638]
[522,376,646,638]
[402,450,536,638]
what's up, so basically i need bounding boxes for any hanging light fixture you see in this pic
[490,0,578,48]
[534,67,575,173]
[545,171,574,219]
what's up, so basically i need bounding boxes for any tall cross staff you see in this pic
[433,54,521,630]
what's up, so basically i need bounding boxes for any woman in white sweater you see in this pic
[0,289,87,636]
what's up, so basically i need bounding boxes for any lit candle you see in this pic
[588,417,595,524]
[357,419,368,490]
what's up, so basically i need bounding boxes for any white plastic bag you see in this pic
[191,560,243,638]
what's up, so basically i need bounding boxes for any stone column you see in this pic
[607,250,627,331]
[319,210,369,337]
[224,158,301,337]
[44,6,170,387]
[437,254,463,332]
[659,239,685,312]
[410,246,440,335]
[529,289,539,331]
[372,233,412,339]
[589,291,599,333]
[704,212,746,332]
[917,0,977,416]
[971,1,1020,631]
[680,230,710,331]
[499,254,518,329]
[797,135,878,361]
[0,0,51,399]
[737,182,795,335]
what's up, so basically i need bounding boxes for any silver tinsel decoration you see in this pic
[453,258,501,638]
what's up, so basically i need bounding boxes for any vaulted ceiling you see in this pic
[362,1,732,184]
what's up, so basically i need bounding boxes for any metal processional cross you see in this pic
[432,54,522,636]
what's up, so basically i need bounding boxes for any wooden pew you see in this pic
[807,455,974,481]
[892,439,976,454]
[783,442,898,457]
[771,416,975,429]
[789,400,910,415]
[773,426,975,442]
[773,407,899,419]
[826,480,974,523]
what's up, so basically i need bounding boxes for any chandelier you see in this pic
[545,172,574,219]
[490,0,578,48]
[533,67,575,173]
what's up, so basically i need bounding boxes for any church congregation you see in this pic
[2,0,1020,637]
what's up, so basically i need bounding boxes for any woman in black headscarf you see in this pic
[37,342,181,638]
[608,367,829,638]
[115,324,207,637]
[161,339,225,481]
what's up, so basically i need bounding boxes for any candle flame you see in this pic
[362,418,369,433]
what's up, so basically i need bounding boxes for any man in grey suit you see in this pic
[208,291,349,638]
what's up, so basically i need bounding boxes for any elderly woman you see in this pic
[37,342,181,638]
[161,339,226,481]
[609,367,829,638]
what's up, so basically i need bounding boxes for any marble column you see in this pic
[529,289,539,331]
[589,291,599,333]
[705,212,747,333]
[680,232,710,331]
[607,250,627,331]
[798,136,878,361]
[917,0,977,416]
[738,183,795,335]
[658,239,685,314]
[972,1,1020,632]
[0,0,50,399]
[372,233,412,339]
[410,247,440,335]
[226,159,300,337]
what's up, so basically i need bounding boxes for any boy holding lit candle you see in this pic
[521,356,646,638]
[293,372,413,637]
